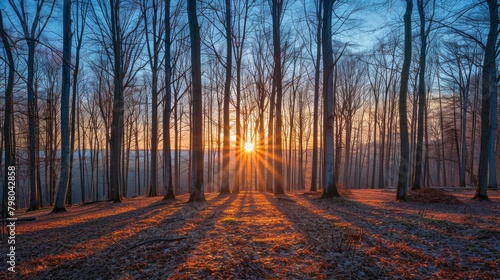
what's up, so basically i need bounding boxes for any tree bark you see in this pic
[412,0,428,190]
[267,82,275,193]
[221,0,232,194]
[69,0,88,205]
[310,1,322,192]
[110,0,124,203]
[475,0,498,200]
[187,0,205,202]
[53,0,72,213]
[320,0,340,198]
[27,37,39,211]
[0,10,16,216]
[143,0,161,197]
[396,0,412,201]
[272,0,285,195]
[163,0,175,200]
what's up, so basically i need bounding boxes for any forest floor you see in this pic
[5,188,499,279]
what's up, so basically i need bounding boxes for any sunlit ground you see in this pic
[8,189,500,279]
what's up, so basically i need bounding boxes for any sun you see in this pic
[244,142,254,152]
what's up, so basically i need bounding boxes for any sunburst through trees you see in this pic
[0,0,497,208]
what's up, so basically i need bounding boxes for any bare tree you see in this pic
[250,25,271,192]
[306,0,322,192]
[265,5,276,193]
[89,0,144,202]
[232,0,252,194]
[271,0,285,195]
[187,0,205,202]
[441,41,478,187]
[320,0,340,198]
[37,52,61,206]
[53,0,73,212]
[412,0,435,190]
[396,0,412,201]
[475,0,498,200]
[0,10,15,216]
[69,0,90,204]
[108,0,125,202]
[8,0,56,211]
[338,56,365,186]
[140,0,164,197]
[221,0,232,193]
[163,0,175,200]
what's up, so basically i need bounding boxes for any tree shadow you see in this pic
[264,192,498,279]
[17,193,236,279]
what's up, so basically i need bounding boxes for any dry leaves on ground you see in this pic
[4,188,499,279]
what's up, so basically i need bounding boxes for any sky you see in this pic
[0,0,398,56]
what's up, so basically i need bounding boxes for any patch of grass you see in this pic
[330,224,363,255]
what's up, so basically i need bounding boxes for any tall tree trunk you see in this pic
[174,94,180,193]
[217,97,222,192]
[257,84,266,192]
[437,70,447,186]
[69,0,87,205]
[387,83,397,186]
[80,112,87,202]
[470,75,479,186]
[135,130,141,196]
[149,73,159,197]
[487,66,498,189]
[232,9,248,193]
[475,0,498,200]
[0,10,16,216]
[221,0,232,194]
[110,0,124,203]
[27,42,40,211]
[206,86,213,192]
[424,97,430,187]
[163,0,175,200]
[266,84,275,193]
[9,0,55,211]
[187,0,205,202]
[320,0,340,198]
[412,0,428,190]
[287,67,297,190]
[143,0,161,197]
[457,95,464,187]
[459,72,472,187]
[379,85,389,188]
[343,113,352,186]
[272,0,285,195]
[396,0,412,201]
[124,122,132,197]
[53,0,72,212]
[233,67,241,193]
[371,96,378,189]
[310,1,322,192]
